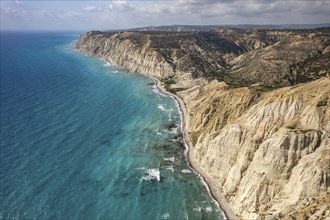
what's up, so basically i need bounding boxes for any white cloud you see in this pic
[54,11,83,20]
[112,0,128,7]
[39,10,59,20]
[82,5,99,12]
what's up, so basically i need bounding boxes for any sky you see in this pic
[1,0,329,31]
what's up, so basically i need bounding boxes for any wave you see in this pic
[151,84,166,97]
[163,157,175,162]
[193,207,202,212]
[103,62,111,67]
[163,166,174,172]
[157,104,173,112]
[181,169,192,174]
[168,113,172,122]
[161,213,170,219]
[205,207,213,212]
[142,168,160,181]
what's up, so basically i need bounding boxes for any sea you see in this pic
[0,32,222,220]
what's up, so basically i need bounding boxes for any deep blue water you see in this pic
[0,32,221,220]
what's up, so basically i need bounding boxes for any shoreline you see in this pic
[149,76,237,220]
[77,50,236,219]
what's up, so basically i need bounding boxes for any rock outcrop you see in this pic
[76,28,330,219]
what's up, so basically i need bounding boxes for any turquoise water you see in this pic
[0,32,221,220]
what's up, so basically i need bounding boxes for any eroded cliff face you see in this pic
[76,29,330,219]
[76,31,176,79]
[182,78,330,219]
[77,29,329,88]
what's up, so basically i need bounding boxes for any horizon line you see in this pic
[1,22,329,32]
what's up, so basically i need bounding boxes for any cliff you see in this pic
[76,28,330,219]
[77,29,329,87]
[184,78,330,219]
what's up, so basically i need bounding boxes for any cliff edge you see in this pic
[76,28,330,219]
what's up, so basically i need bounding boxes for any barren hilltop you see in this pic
[76,27,330,219]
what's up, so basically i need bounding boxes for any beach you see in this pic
[149,76,237,220]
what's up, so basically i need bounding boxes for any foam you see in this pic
[103,62,111,67]
[164,166,174,172]
[164,157,175,162]
[151,80,166,96]
[151,85,161,95]
[181,169,192,174]
[205,207,213,212]
[161,213,170,219]
[157,104,173,112]
[168,113,172,121]
[193,207,202,212]
[161,128,177,134]
[142,168,160,181]
[152,87,160,95]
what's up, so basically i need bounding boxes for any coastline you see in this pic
[76,50,236,219]
[149,76,237,220]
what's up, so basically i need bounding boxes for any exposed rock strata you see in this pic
[185,78,330,219]
[76,28,330,219]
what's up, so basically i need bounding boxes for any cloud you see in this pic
[80,0,328,29]
[113,0,136,12]
[112,0,128,7]
[64,11,82,18]
[82,5,99,12]
[133,0,329,21]
[1,0,328,31]
[296,1,329,14]
[38,10,59,20]
[52,11,82,20]
[1,6,28,18]
[80,1,135,17]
